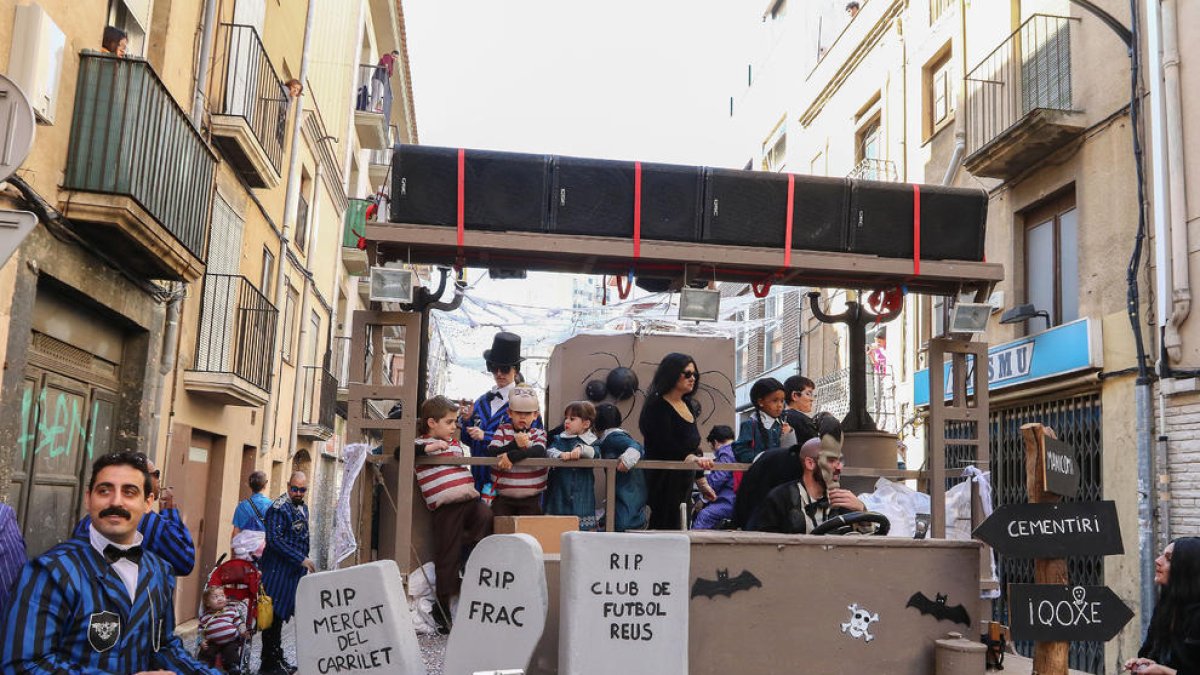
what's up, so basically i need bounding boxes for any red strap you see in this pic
[752,280,772,298]
[456,148,466,248]
[784,174,795,267]
[616,271,633,300]
[633,162,642,259]
[912,183,921,275]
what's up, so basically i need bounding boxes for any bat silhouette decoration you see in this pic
[905,592,971,627]
[690,569,762,599]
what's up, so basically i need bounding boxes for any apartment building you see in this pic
[0,0,415,620]
[727,1,1178,670]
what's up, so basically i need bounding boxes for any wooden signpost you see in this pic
[972,423,1133,675]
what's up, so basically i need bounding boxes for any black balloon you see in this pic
[606,367,639,401]
[585,379,608,402]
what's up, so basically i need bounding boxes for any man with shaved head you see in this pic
[749,434,865,533]
[259,470,315,674]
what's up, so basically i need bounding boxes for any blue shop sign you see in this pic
[914,318,1100,406]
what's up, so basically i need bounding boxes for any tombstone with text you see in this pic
[295,559,426,675]
[559,531,690,675]
[444,534,549,675]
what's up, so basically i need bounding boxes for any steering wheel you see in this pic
[811,511,891,536]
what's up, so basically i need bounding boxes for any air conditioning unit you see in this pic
[8,4,67,124]
[368,266,414,304]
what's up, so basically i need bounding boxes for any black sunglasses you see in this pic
[681,371,698,379]
[490,365,515,375]
[288,486,307,494]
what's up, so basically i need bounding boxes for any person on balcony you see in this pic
[101,26,127,57]
[370,50,400,113]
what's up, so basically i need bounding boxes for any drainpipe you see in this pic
[1145,0,1172,367]
[942,0,969,187]
[1162,0,1191,362]
[261,0,317,457]
[145,293,182,460]
[942,132,966,186]
[191,0,220,127]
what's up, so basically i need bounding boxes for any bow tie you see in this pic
[104,544,143,565]
[804,497,830,518]
[486,391,504,402]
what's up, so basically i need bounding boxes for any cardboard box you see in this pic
[493,516,579,554]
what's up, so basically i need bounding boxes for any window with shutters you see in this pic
[1023,192,1079,328]
[924,44,955,139]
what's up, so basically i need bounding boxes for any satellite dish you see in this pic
[0,75,36,183]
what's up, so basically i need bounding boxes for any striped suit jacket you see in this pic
[0,504,26,618]
[0,537,219,674]
[73,508,195,577]
[260,496,309,622]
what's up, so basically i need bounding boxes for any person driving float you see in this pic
[748,436,866,534]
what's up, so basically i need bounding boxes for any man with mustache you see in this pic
[749,436,865,534]
[258,471,315,675]
[0,450,218,673]
[72,454,196,577]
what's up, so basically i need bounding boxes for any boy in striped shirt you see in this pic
[489,386,549,517]
[415,396,493,633]
[197,585,248,671]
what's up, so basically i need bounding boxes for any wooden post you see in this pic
[1021,422,1068,675]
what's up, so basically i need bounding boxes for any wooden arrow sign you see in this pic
[1042,437,1080,498]
[1008,584,1134,642]
[972,501,1123,558]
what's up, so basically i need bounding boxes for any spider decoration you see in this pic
[579,352,735,426]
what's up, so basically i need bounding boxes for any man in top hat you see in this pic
[461,331,542,492]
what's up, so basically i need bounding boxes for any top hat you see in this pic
[483,331,525,367]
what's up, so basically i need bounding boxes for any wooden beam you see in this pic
[1022,423,1069,675]
[366,222,1002,296]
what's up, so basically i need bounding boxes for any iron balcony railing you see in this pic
[300,365,338,431]
[343,198,370,248]
[193,274,278,391]
[847,158,899,182]
[65,52,215,260]
[965,14,1076,155]
[355,63,392,121]
[213,24,288,174]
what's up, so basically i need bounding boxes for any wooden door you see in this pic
[172,430,213,622]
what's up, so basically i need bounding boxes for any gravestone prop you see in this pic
[559,531,690,675]
[444,534,548,675]
[295,559,426,675]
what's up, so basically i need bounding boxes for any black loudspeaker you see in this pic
[702,169,849,251]
[848,181,988,261]
[390,145,550,232]
[549,157,702,241]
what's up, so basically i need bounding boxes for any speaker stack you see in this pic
[549,157,703,242]
[847,180,988,262]
[702,169,850,252]
[390,145,550,232]
[388,145,988,264]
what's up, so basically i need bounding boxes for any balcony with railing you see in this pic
[332,335,352,402]
[63,52,216,282]
[963,15,1085,180]
[185,274,278,406]
[368,124,397,188]
[297,365,338,440]
[342,198,371,275]
[353,63,391,149]
[210,24,288,189]
[847,158,899,182]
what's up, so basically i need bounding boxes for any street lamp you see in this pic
[999,303,1051,331]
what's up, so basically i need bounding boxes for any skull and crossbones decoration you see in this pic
[841,603,880,642]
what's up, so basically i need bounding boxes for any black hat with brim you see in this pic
[483,331,525,367]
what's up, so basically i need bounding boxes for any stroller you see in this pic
[198,554,262,674]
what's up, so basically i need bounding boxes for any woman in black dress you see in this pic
[638,353,715,529]
[1124,537,1200,675]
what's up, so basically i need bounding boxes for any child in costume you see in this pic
[732,377,793,463]
[197,586,248,672]
[594,403,648,531]
[693,425,737,530]
[488,386,549,516]
[415,395,493,634]
[544,401,599,530]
